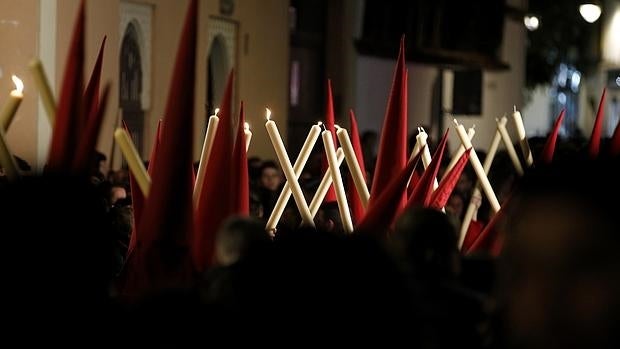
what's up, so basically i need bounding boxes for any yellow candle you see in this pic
[496,116,524,176]
[512,106,533,167]
[444,126,475,178]
[28,59,56,124]
[244,122,252,152]
[194,108,220,205]
[265,109,315,228]
[309,147,345,217]
[458,128,502,248]
[322,129,353,234]
[266,122,321,231]
[416,128,438,190]
[0,127,19,181]
[114,128,151,196]
[0,75,24,131]
[453,119,500,213]
[336,125,369,208]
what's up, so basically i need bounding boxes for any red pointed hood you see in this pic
[322,79,338,203]
[588,88,606,159]
[356,149,422,237]
[347,110,367,223]
[369,37,408,212]
[47,0,85,172]
[193,70,235,272]
[539,109,565,165]
[430,148,471,210]
[407,129,449,208]
[122,0,198,297]
[230,101,250,215]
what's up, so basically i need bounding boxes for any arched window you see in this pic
[120,22,144,155]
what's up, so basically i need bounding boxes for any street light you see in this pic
[580,3,602,23]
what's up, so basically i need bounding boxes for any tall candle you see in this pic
[309,147,345,217]
[28,59,56,124]
[444,126,475,178]
[114,128,151,196]
[496,116,524,176]
[322,128,353,233]
[512,106,533,167]
[266,122,321,231]
[336,125,369,208]
[244,122,252,152]
[265,109,315,228]
[193,108,220,205]
[0,128,19,181]
[0,75,24,131]
[453,119,500,213]
[458,128,502,248]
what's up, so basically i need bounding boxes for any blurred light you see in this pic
[558,92,567,104]
[524,15,540,31]
[616,76,620,86]
[580,4,602,23]
[603,5,620,64]
[570,71,581,92]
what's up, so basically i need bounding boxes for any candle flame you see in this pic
[513,105,517,113]
[265,108,272,121]
[11,75,23,94]
[244,122,250,131]
[214,108,220,115]
[453,119,459,126]
[317,121,323,126]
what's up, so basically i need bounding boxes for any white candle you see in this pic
[512,106,533,167]
[496,116,524,176]
[458,128,502,248]
[336,125,369,208]
[28,59,56,124]
[265,109,315,227]
[114,128,151,196]
[322,128,353,233]
[266,122,321,231]
[416,128,438,190]
[193,108,220,205]
[309,147,345,217]
[444,126,475,178]
[0,75,24,131]
[0,128,19,181]
[453,119,500,213]
[244,122,252,152]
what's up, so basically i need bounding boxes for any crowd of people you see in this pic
[1,130,618,346]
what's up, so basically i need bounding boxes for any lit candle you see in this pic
[0,75,24,131]
[444,125,475,178]
[416,128,438,190]
[244,122,252,152]
[0,128,19,181]
[453,119,500,213]
[496,116,524,176]
[458,128,502,248]
[194,108,220,205]
[265,108,315,227]
[28,59,56,124]
[336,125,369,208]
[309,147,345,217]
[114,128,151,196]
[512,106,533,167]
[266,122,321,232]
[322,126,353,233]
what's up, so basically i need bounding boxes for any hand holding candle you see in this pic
[0,76,24,131]
[194,108,220,205]
[265,108,315,228]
